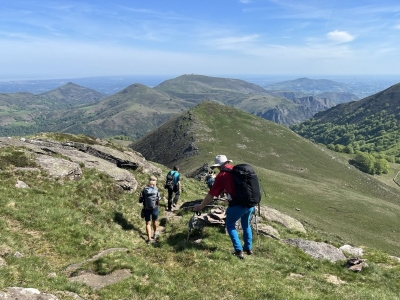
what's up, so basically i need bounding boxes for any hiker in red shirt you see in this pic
[193,155,254,259]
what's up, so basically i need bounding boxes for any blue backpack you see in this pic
[142,186,160,209]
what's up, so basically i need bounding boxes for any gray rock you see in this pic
[0,287,58,300]
[35,154,82,181]
[15,180,29,189]
[0,257,6,267]
[389,255,400,263]
[13,251,23,258]
[340,244,364,257]
[68,269,132,290]
[259,206,306,233]
[256,223,280,240]
[284,238,346,262]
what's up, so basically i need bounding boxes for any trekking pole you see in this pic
[259,179,267,217]
[253,206,261,248]
[186,211,201,242]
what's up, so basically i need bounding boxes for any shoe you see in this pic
[146,239,151,244]
[245,249,253,255]
[152,232,159,239]
[233,250,244,259]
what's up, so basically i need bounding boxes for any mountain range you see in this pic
[264,77,354,94]
[0,74,358,138]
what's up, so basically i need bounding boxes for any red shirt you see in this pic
[209,164,236,200]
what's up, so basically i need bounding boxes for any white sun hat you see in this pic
[210,155,233,168]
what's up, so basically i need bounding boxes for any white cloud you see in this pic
[239,0,251,4]
[327,30,355,43]
[213,34,259,50]
[393,24,400,30]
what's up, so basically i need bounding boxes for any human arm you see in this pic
[193,193,214,212]
[138,190,144,203]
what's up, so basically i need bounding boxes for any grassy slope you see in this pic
[173,102,400,256]
[0,136,399,299]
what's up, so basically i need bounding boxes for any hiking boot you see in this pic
[146,239,151,245]
[245,249,253,255]
[152,232,159,239]
[233,250,244,259]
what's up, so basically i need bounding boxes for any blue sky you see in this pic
[1,0,400,80]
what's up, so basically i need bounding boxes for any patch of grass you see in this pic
[0,147,38,169]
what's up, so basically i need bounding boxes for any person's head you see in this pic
[173,165,179,171]
[210,155,233,170]
[149,175,157,186]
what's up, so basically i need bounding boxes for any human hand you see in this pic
[193,204,202,212]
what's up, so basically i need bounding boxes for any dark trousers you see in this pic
[167,187,180,210]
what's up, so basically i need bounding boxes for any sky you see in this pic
[1,0,400,80]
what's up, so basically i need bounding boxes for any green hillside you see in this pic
[131,101,400,256]
[291,83,400,157]
[0,83,107,137]
[1,132,399,299]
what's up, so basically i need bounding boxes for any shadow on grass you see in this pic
[113,211,141,235]
[160,225,224,252]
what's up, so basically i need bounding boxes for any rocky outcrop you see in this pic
[0,137,162,192]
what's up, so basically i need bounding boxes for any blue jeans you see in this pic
[225,205,254,252]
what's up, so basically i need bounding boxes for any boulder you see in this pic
[284,238,346,262]
[256,223,280,240]
[259,206,306,233]
[340,244,364,257]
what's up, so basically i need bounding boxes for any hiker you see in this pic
[139,175,161,244]
[193,155,254,259]
[205,170,216,190]
[165,166,181,211]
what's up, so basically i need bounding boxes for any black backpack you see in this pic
[225,164,261,207]
[142,186,159,209]
[164,171,175,190]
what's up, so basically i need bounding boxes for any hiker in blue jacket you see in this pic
[165,166,181,211]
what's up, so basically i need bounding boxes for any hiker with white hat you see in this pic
[193,155,254,259]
